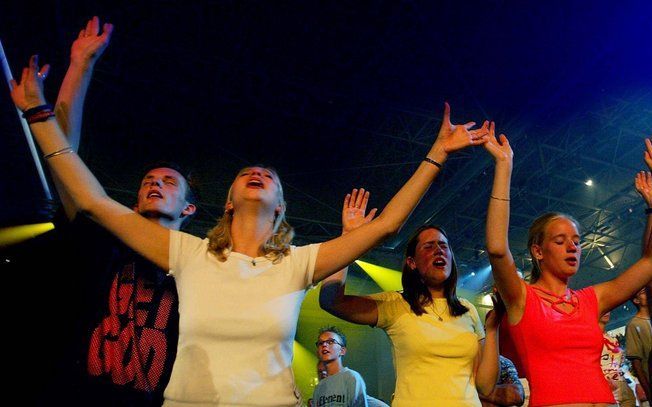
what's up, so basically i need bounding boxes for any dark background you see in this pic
[1,0,651,401]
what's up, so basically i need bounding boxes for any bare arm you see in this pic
[56,16,113,150]
[479,323,524,406]
[313,104,490,283]
[595,143,652,314]
[319,188,380,325]
[11,55,170,270]
[483,125,525,322]
[474,305,501,397]
[594,242,652,315]
[632,359,651,401]
[480,384,525,407]
[641,140,652,255]
[53,16,113,219]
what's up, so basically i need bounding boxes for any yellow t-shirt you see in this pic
[370,291,484,407]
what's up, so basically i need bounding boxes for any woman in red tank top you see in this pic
[483,126,652,407]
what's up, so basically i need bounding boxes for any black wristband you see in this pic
[645,207,652,215]
[22,103,52,118]
[424,157,443,169]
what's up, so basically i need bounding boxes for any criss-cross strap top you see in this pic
[531,286,579,316]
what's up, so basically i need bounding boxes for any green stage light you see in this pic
[292,340,319,403]
[355,260,402,291]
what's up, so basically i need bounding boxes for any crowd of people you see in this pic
[8,16,652,407]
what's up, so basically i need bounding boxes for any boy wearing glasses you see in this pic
[313,326,369,407]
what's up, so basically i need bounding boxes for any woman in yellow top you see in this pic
[320,191,500,406]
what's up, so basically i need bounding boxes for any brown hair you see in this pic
[401,225,469,317]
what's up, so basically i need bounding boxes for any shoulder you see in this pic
[367,290,403,303]
[459,297,479,316]
[627,317,649,329]
[575,285,596,296]
[289,243,321,256]
[459,297,475,308]
[574,285,600,309]
[169,230,210,262]
[341,367,364,380]
[171,230,207,247]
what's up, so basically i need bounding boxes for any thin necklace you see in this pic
[429,300,448,321]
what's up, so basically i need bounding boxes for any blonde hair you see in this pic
[527,212,580,283]
[207,166,294,263]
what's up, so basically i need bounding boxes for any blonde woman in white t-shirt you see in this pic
[11,54,491,406]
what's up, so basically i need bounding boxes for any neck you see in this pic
[142,212,183,231]
[533,272,569,296]
[428,286,445,299]
[325,359,344,376]
[636,308,650,318]
[231,208,275,257]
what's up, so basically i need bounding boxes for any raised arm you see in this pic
[479,296,524,406]
[319,188,380,326]
[54,16,113,219]
[313,103,490,283]
[594,139,652,314]
[641,139,652,254]
[483,125,524,321]
[56,16,113,149]
[474,297,502,397]
[10,55,170,270]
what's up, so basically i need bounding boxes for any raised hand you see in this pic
[483,121,513,163]
[342,188,378,234]
[636,171,652,208]
[644,139,652,171]
[71,16,113,68]
[10,55,49,111]
[431,102,489,156]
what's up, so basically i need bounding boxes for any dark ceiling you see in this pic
[2,1,652,328]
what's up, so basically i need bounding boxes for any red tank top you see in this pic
[500,284,615,406]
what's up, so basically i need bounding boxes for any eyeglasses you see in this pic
[315,338,343,347]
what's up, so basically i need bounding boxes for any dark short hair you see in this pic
[318,326,347,347]
[141,161,200,205]
[631,288,646,310]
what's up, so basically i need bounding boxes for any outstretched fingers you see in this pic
[442,102,452,127]
[637,171,652,216]
[349,188,359,208]
[354,188,368,210]
[341,188,376,233]
[364,208,378,222]
[342,192,352,211]
[102,23,114,40]
[469,121,490,145]
[469,120,489,137]
[645,139,652,171]
[38,64,50,80]
[85,16,102,37]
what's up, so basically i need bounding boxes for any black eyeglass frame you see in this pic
[315,338,344,347]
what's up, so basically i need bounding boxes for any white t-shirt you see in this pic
[312,367,368,407]
[370,291,484,407]
[164,230,320,406]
